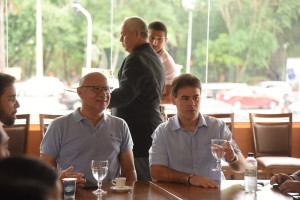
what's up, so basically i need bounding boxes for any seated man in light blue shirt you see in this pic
[40,72,137,187]
[149,74,245,188]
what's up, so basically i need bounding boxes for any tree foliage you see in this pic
[3,0,300,84]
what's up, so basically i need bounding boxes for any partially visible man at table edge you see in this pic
[148,21,178,105]
[270,170,300,193]
[0,156,62,200]
[0,72,20,126]
[0,73,18,159]
[0,72,85,187]
[149,74,245,188]
[40,72,137,187]
[0,75,62,199]
[109,16,165,181]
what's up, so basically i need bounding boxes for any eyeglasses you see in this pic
[5,95,17,104]
[80,86,110,94]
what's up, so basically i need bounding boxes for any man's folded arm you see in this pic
[150,164,219,188]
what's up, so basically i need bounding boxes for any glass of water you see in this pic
[91,160,109,195]
[211,139,226,171]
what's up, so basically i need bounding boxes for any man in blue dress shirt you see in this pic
[149,74,245,188]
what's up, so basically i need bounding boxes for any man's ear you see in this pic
[135,29,140,38]
[77,87,82,98]
[164,37,168,44]
[170,94,176,105]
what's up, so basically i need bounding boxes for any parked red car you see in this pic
[216,87,280,109]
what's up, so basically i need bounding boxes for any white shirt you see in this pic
[158,48,178,85]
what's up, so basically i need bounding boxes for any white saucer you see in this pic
[110,186,133,192]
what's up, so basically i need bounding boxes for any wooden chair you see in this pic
[166,113,176,120]
[39,114,62,137]
[249,113,300,179]
[3,114,30,156]
[207,113,234,134]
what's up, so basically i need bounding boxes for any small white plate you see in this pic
[110,186,133,192]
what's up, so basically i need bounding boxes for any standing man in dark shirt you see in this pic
[109,16,165,181]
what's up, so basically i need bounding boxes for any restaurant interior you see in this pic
[1,0,300,199]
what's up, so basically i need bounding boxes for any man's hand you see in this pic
[222,141,235,162]
[189,175,219,188]
[278,180,300,194]
[270,173,293,185]
[58,166,86,188]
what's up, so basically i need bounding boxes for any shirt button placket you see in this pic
[192,134,198,174]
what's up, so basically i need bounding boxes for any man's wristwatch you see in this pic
[227,155,238,164]
[187,174,193,185]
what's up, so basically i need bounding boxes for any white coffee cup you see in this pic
[111,177,126,188]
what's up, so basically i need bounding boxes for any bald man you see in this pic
[40,72,136,188]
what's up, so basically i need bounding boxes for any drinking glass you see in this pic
[211,139,226,171]
[91,160,109,195]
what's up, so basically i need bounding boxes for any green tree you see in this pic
[5,0,300,85]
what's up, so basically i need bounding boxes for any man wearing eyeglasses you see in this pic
[40,72,137,187]
[0,73,20,127]
[0,73,20,159]
[109,16,165,181]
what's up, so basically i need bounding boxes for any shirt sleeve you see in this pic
[40,121,61,158]
[163,59,178,85]
[149,125,169,167]
[292,170,300,180]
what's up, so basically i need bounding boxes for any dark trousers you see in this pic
[134,157,152,181]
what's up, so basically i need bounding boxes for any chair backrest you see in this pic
[3,114,30,156]
[207,113,234,134]
[166,113,176,120]
[39,114,62,137]
[249,113,292,157]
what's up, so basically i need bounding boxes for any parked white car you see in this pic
[16,76,64,97]
[255,81,293,100]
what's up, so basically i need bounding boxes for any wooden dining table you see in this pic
[75,180,295,200]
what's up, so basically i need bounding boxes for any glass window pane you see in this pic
[3,0,300,122]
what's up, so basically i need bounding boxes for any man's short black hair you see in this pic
[171,74,202,97]
[0,73,15,98]
[148,21,168,37]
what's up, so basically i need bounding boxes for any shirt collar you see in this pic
[157,48,166,57]
[73,108,108,124]
[170,113,207,132]
[132,43,149,52]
